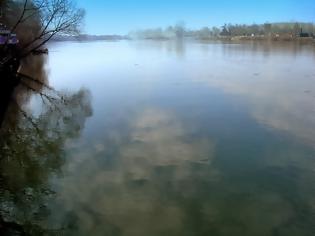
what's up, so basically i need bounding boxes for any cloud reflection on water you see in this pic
[185,42,315,147]
[51,108,217,235]
[45,41,315,235]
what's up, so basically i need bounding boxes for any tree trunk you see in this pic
[0,62,20,127]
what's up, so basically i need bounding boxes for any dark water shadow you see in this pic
[0,55,93,235]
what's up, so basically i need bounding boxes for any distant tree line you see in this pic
[128,22,187,40]
[129,22,315,40]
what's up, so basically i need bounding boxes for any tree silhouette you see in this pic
[0,0,85,129]
[1,0,84,62]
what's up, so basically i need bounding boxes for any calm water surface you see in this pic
[1,40,315,235]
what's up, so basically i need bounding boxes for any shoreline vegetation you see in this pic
[53,22,315,43]
[0,0,85,127]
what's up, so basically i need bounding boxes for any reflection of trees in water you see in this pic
[46,108,217,236]
[220,41,315,58]
[0,0,85,132]
[0,54,48,128]
[0,72,92,235]
[130,40,187,58]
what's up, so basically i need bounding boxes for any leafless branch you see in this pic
[10,0,29,33]
[19,79,64,113]
[17,72,53,91]
[3,0,84,61]
[12,98,40,134]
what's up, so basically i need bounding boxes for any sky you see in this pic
[76,0,315,35]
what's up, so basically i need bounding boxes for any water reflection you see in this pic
[48,107,315,236]
[45,41,315,236]
[2,40,315,235]
[49,108,217,235]
[129,39,186,58]
[195,46,315,145]
[0,83,92,234]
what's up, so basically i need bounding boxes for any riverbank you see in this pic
[192,35,314,43]
[229,35,314,42]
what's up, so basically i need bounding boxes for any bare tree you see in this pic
[1,0,85,63]
[22,0,84,55]
[0,0,85,128]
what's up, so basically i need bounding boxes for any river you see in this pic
[1,40,315,236]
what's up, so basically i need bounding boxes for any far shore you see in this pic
[52,35,315,44]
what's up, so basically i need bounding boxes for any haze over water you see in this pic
[36,40,315,235]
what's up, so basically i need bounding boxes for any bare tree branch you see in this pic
[10,0,29,33]
[17,72,53,91]
[1,0,85,63]
[12,98,41,134]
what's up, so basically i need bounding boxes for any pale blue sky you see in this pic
[76,0,315,35]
